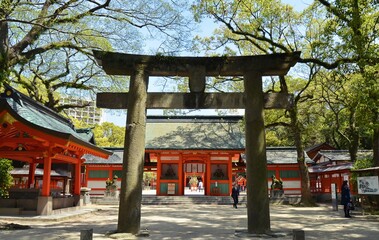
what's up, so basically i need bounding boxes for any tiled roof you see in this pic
[2,88,83,141]
[83,151,122,164]
[10,167,71,177]
[0,84,110,156]
[75,128,95,143]
[145,116,245,150]
[304,142,334,152]
[84,117,313,165]
[242,148,313,164]
[308,162,353,173]
[313,150,373,162]
[84,147,312,165]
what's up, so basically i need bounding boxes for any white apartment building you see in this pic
[61,96,102,125]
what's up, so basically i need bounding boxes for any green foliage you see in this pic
[93,122,125,147]
[71,118,125,147]
[0,158,14,198]
[2,0,192,111]
[353,158,374,171]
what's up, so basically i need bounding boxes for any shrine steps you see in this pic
[92,195,248,206]
[142,195,247,205]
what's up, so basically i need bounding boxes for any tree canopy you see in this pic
[0,0,192,112]
[191,0,378,163]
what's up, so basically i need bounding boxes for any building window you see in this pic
[88,170,109,179]
[267,170,276,178]
[211,164,228,180]
[112,170,122,179]
[279,170,300,178]
[161,164,178,179]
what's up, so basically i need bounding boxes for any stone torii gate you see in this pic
[93,50,301,235]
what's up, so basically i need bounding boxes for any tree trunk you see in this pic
[117,64,148,234]
[289,106,315,206]
[0,14,9,83]
[373,112,379,167]
[348,111,359,162]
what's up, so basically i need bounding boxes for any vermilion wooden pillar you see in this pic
[74,160,81,195]
[28,162,36,188]
[42,156,52,196]
[178,154,183,195]
[228,155,233,187]
[156,154,161,195]
[206,156,211,196]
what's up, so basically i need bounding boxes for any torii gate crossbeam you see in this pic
[93,50,301,235]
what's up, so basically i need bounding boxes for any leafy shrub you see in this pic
[0,158,14,198]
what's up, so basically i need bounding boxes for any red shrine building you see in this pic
[0,85,111,215]
[83,116,313,197]
[308,149,373,201]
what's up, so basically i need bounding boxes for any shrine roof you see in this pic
[308,162,353,173]
[305,142,335,152]
[83,150,123,164]
[311,150,373,163]
[75,128,96,143]
[84,147,313,165]
[241,148,313,165]
[145,116,245,150]
[0,85,110,156]
[10,167,71,177]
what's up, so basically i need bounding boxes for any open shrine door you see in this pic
[183,161,206,196]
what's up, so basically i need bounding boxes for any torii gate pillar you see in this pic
[117,64,149,234]
[244,71,270,232]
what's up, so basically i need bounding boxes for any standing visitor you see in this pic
[231,183,240,209]
[341,180,351,218]
[198,180,203,192]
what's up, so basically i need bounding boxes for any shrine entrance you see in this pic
[93,51,300,234]
[183,160,206,195]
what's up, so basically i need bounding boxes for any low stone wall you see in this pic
[52,197,76,210]
[0,198,38,210]
[1,195,83,215]
[8,188,40,199]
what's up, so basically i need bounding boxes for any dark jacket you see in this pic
[231,186,239,198]
[341,185,351,205]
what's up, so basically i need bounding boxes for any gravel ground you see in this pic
[1,204,378,240]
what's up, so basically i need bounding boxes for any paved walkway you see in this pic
[1,203,378,239]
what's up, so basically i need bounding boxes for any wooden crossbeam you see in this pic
[97,92,293,110]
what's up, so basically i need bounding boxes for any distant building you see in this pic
[61,96,102,125]
[308,149,373,201]
[83,115,312,197]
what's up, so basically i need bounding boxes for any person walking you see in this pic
[231,183,240,209]
[341,180,351,218]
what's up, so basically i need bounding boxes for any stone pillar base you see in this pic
[37,196,52,215]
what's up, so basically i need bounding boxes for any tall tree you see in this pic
[0,0,191,111]
[313,0,379,164]
[191,1,379,214]
[191,0,318,209]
